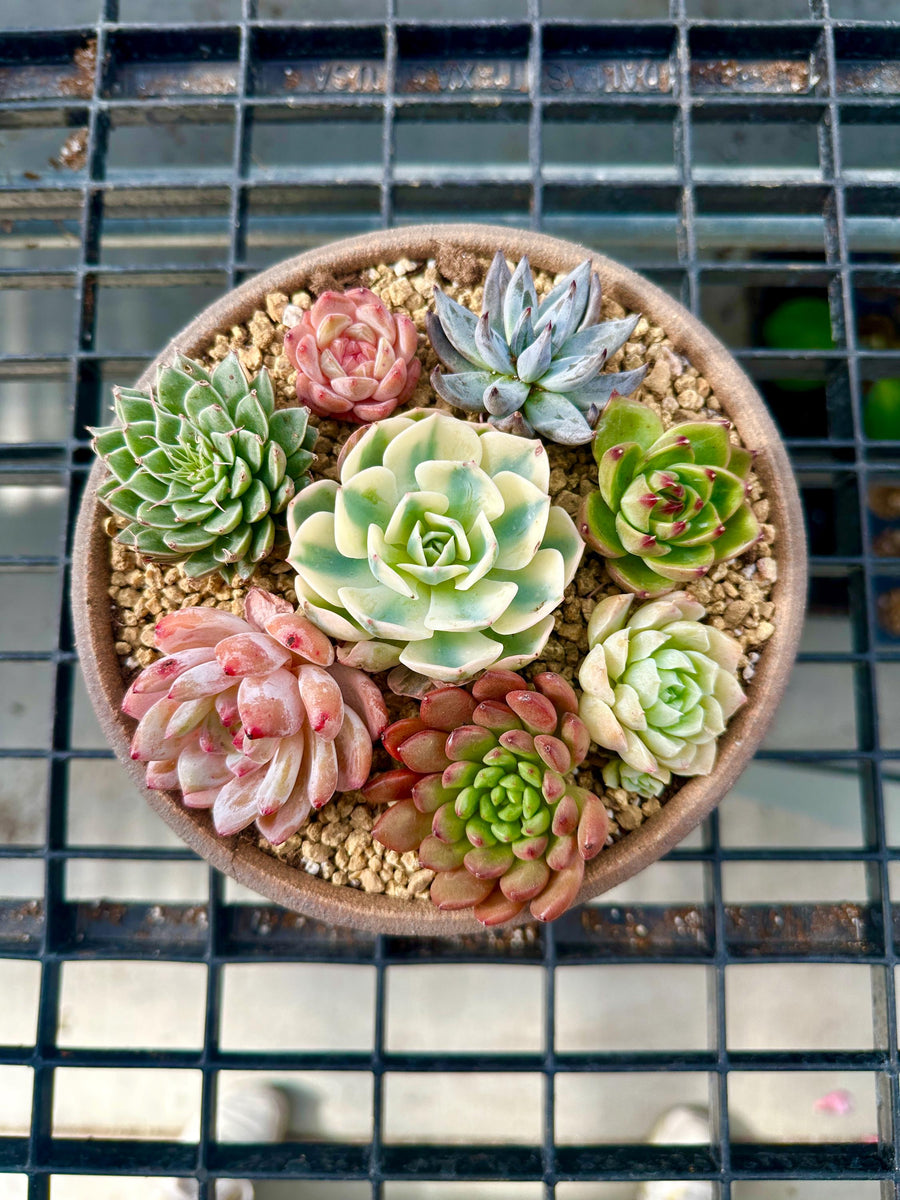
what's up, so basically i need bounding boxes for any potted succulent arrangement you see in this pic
[73,225,806,934]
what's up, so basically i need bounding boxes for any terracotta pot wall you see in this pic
[72,224,807,935]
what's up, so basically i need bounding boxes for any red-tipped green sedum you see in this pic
[579,397,760,598]
[367,670,607,925]
[124,588,388,844]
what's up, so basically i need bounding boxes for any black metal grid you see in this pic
[2,0,900,1195]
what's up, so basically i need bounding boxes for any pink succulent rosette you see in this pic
[123,588,389,845]
[284,288,421,423]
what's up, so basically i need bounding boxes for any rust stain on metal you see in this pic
[691,58,814,94]
[0,38,97,101]
[58,40,98,99]
[579,905,713,952]
[726,902,877,954]
[837,61,900,95]
[51,128,89,172]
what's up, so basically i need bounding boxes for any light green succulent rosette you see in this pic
[91,352,317,583]
[601,758,670,800]
[287,409,584,682]
[579,590,747,780]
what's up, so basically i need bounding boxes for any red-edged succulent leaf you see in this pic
[334,705,373,792]
[133,647,216,694]
[420,686,478,732]
[499,858,550,903]
[265,611,335,666]
[498,729,538,760]
[472,700,523,734]
[505,689,559,734]
[418,834,468,871]
[545,833,578,872]
[512,835,548,861]
[576,790,609,860]
[442,760,481,789]
[412,773,455,813]
[541,769,566,804]
[471,670,527,700]
[296,664,344,741]
[445,724,498,763]
[237,667,304,739]
[130,696,182,761]
[122,678,163,721]
[464,844,515,879]
[145,759,178,790]
[530,856,585,922]
[372,800,433,853]
[167,659,233,703]
[383,717,426,762]
[362,767,419,803]
[534,734,571,775]
[154,608,250,654]
[559,711,590,765]
[473,888,525,927]
[551,792,580,837]
[432,801,467,844]
[326,663,389,740]
[398,728,452,774]
[532,671,578,714]
[243,586,293,632]
[430,867,495,911]
[215,632,291,678]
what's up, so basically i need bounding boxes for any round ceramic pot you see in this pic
[72,224,807,935]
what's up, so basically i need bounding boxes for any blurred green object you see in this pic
[864,378,900,441]
[762,296,835,393]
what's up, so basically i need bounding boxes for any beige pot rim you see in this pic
[72,223,807,935]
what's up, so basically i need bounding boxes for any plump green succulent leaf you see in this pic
[712,504,761,560]
[425,310,474,374]
[432,288,487,369]
[484,251,513,337]
[516,324,553,385]
[593,397,663,462]
[484,378,531,418]
[431,368,496,413]
[581,491,625,558]
[523,393,594,446]
[561,313,639,360]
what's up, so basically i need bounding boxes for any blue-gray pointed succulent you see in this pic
[427,252,647,446]
[91,352,317,583]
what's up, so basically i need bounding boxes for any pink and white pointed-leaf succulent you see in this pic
[124,588,389,844]
[284,288,421,423]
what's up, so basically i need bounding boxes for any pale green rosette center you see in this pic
[287,410,584,682]
[579,590,747,779]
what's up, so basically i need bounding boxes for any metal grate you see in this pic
[1,0,900,1196]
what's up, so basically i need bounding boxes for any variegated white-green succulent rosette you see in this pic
[578,590,747,780]
[287,409,583,682]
